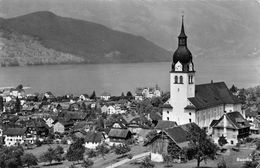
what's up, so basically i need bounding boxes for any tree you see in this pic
[126,91,133,100]
[185,126,218,167]
[115,144,131,157]
[136,99,153,114]
[66,138,85,163]
[217,159,227,168]
[0,146,24,168]
[230,84,238,93]
[15,97,21,112]
[90,91,96,100]
[21,153,38,168]
[82,158,94,168]
[55,145,64,162]
[139,156,154,168]
[16,84,23,90]
[242,161,258,168]
[41,147,58,165]
[150,97,163,107]
[0,96,3,111]
[87,149,97,158]
[96,143,110,159]
[218,135,228,146]
[121,92,125,99]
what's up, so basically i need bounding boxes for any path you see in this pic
[106,152,151,168]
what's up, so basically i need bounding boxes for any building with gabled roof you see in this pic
[211,111,250,145]
[3,127,27,146]
[146,122,198,162]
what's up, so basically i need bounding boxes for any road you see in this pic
[106,152,151,168]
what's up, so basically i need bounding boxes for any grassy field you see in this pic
[118,147,255,168]
[23,143,149,168]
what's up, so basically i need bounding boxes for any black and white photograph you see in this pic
[0,0,259,168]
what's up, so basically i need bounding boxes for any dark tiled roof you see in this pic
[184,105,196,110]
[155,120,177,130]
[226,111,250,129]
[84,131,103,143]
[188,82,241,110]
[164,126,189,144]
[212,111,250,129]
[161,103,173,109]
[210,120,219,127]
[108,129,131,138]
[4,128,26,136]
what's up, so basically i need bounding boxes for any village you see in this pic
[0,82,260,168]
[0,14,259,168]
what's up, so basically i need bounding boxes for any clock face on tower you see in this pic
[175,62,182,71]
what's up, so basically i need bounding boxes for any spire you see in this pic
[178,15,187,38]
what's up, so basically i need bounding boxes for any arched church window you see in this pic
[180,76,183,84]
[174,76,178,84]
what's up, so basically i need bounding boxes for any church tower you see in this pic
[162,16,195,125]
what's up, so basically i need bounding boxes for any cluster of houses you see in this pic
[0,82,258,163]
[0,86,164,149]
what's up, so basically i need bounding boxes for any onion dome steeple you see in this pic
[172,15,194,72]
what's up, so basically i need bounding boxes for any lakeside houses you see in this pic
[100,92,111,101]
[135,86,161,101]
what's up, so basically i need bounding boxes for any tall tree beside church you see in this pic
[185,126,218,167]
[0,96,3,111]
[15,97,21,112]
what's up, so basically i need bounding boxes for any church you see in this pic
[162,16,244,130]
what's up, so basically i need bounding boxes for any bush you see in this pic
[82,158,94,168]
[87,149,97,158]
[217,159,227,168]
[35,140,42,147]
[128,153,133,159]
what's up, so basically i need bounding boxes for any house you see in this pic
[44,116,57,128]
[53,120,74,133]
[84,131,104,149]
[10,88,25,98]
[100,92,111,101]
[155,120,178,131]
[79,94,89,101]
[127,116,151,134]
[145,123,195,162]
[107,105,116,115]
[101,105,108,113]
[73,121,94,132]
[134,86,161,101]
[108,129,132,146]
[211,111,250,145]
[3,128,27,146]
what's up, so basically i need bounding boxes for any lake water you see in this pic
[0,58,259,96]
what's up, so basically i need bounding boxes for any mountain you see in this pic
[0,11,171,66]
[1,0,259,61]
